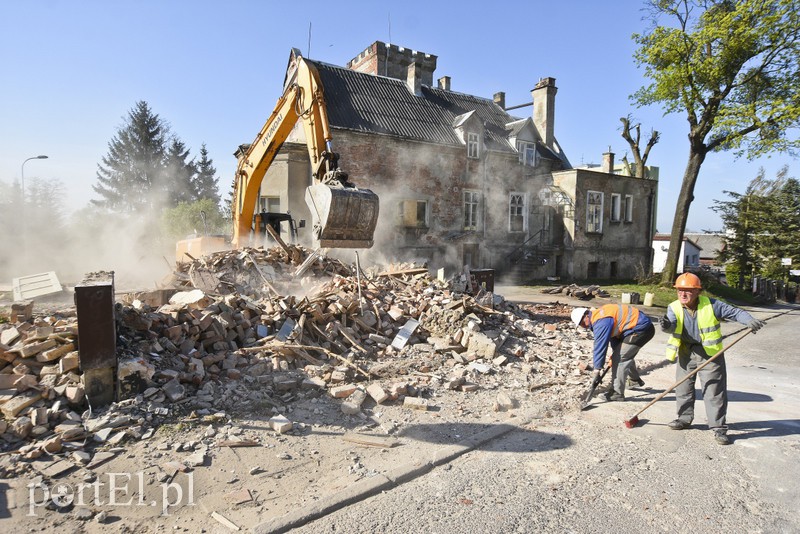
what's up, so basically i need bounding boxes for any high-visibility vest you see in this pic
[665,296,724,362]
[590,304,640,337]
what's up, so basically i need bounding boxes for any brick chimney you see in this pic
[493,91,505,109]
[531,77,557,149]
[347,41,437,86]
[408,62,422,95]
[602,148,615,173]
[438,76,451,91]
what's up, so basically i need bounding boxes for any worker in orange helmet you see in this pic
[661,272,766,445]
[572,303,655,402]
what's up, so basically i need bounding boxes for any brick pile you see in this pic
[0,245,595,478]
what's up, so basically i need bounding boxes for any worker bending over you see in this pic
[661,272,766,445]
[572,304,655,401]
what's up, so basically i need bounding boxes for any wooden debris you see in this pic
[342,432,398,448]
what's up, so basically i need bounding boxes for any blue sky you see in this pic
[2,0,796,233]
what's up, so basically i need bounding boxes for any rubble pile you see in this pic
[0,245,595,477]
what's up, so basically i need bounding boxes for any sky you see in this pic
[2,0,797,235]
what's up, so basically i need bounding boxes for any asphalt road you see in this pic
[279,291,800,534]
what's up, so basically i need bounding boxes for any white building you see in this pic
[652,234,702,274]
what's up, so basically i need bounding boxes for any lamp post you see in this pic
[21,155,49,203]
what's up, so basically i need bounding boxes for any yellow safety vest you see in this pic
[665,296,724,362]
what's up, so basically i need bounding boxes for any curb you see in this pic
[252,420,523,533]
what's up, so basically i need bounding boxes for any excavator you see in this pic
[232,48,379,249]
[176,48,379,262]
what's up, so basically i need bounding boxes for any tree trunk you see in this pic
[659,149,706,285]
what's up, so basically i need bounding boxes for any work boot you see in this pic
[713,429,731,445]
[627,377,645,388]
[604,390,625,402]
[668,419,691,430]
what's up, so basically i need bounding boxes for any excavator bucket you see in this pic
[305,183,379,248]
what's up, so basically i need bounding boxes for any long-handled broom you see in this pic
[623,328,752,429]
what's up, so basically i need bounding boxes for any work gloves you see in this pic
[659,315,675,333]
[748,319,766,333]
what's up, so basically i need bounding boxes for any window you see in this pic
[398,199,429,227]
[259,196,281,213]
[464,190,480,230]
[610,194,621,222]
[624,195,633,222]
[517,141,536,167]
[467,133,480,159]
[586,191,603,233]
[509,193,526,232]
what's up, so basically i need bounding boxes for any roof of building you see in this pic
[653,233,702,250]
[684,233,726,259]
[309,58,566,163]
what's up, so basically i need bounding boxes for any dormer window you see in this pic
[517,141,536,167]
[467,132,480,159]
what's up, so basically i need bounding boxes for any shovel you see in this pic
[580,363,611,410]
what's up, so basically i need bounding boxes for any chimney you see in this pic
[408,62,422,95]
[493,91,505,109]
[602,148,615,173]
[347,41,437,85]
[438,76,451,91]
[531,77,557,148]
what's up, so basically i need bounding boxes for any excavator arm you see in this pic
[232,49,378,248]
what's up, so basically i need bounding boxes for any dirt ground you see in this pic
[2,283,797,533]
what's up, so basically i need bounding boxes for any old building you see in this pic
[254,42,658,280]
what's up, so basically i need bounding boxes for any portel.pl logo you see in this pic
[25,471,194,516]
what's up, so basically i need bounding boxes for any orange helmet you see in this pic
[674,272,702,289]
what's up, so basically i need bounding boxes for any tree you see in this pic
[713,166,799,287]
[620,115,660,177]
[631,0,800,285]
[192,143,221,207]
[163,137,196,206]
[93,101,169,213]
[161,198,228,241]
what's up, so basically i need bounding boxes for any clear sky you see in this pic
[2,0,796,233]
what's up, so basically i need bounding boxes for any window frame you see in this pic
[508,192,526,233]
[610,193,621,222]
[624,194,633,222]
[586,190,604,233]
[517,141,536,167]
[467,132,480,159]
[464,190,480,231]
[397,199,430,228]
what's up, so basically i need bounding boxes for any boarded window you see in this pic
[624,195,633,222]
[610,194,621,222]
[398,200,429,227]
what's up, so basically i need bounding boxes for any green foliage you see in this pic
[633,0,800,158]
[631,0,800,284]
[161,199,229,241]
[713,167,800,286]
[92,101,222,215]
[193,144,222,207]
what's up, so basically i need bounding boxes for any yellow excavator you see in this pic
[176,49,379,262]
[232,48,379,249]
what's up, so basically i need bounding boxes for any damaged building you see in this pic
[251,41,658,280]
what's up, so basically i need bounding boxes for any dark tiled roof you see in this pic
[312,59,520,153]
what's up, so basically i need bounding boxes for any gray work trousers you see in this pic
[609,324,654,395]
[609,340,643,395]
[674,345,728,429]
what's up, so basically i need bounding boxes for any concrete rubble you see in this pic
[0,244,595,480]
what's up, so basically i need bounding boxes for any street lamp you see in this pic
[21,155,49,202]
